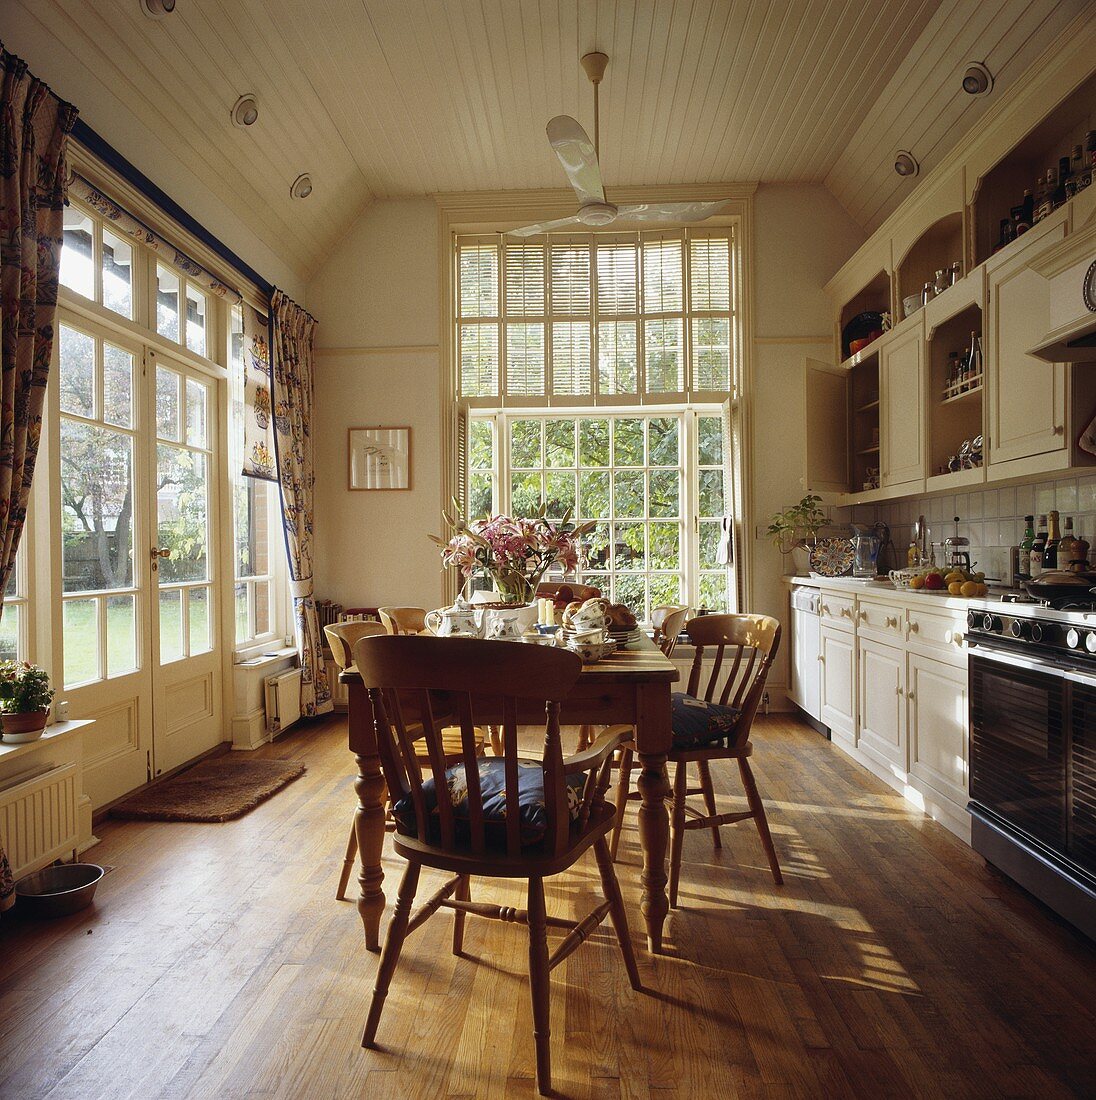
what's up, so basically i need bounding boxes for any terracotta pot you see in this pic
[1,709,49,743]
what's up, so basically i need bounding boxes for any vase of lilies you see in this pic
[431,501,593,607]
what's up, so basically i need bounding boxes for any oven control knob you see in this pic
[1030,622,1044,643]
[1009,620,1028,639]
[1086,633,1096,655]
[980,613,999,632]
[1067,628,1082,649]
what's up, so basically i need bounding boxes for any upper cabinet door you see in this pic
[986,218,1069,467]
[803,357,848,494]
[880,322,925,487]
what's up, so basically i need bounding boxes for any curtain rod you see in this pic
[72,118,275,299]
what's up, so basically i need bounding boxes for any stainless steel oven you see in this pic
[966,607,1096,939]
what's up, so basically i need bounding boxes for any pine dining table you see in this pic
[342,632,680,953]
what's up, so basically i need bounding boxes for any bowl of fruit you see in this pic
[905,568,988,597]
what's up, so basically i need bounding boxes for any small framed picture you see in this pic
[348,427,411,491]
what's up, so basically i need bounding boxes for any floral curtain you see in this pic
[241,302,276,480]
[270,289,331,718]
[0,45,78,914]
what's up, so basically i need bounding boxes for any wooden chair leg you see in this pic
[609,746,634,861]
[336,819,358,900]
[738,757,783,886]
[488,725,504,756]
[697,760,722,851]
[362,860,421,1047]
[576,724,595,752]
[668,760,689,909]
[527,876,552,1096]
[593,837,642,991]
[452,874,470,955]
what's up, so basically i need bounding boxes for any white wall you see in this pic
[308,199,445,611]
[306,186,864,662]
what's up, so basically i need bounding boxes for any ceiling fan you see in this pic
[508,51,729,238]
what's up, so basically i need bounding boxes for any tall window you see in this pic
[456,222,740,619]
[230,306,278,648]
[457,228,734,404]
[0,549,28,662]
[470,410,732,621]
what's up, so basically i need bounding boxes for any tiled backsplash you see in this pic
[829,473,1096,583]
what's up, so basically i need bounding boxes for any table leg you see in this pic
[636,751,671,953]
[348,677,387,952]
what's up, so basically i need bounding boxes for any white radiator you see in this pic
[0,762,79,879]
[265,668,303,736]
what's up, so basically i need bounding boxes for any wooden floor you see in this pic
[2,713,1095,1099]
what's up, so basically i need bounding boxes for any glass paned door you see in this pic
[149,353,222,777]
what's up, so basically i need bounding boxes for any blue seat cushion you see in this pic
[671,691,742,749]
[392,758,586,846]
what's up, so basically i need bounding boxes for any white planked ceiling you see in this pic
[2,0,1090,280]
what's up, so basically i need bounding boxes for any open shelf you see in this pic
[928,302,984,480]
[856,399,879,413]
[838,271,891,360]
[972,68,1096,266]
[895,213,964,321]
[848,356,880,493]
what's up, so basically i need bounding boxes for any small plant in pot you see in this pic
[767,494,827,571]
[0,661,55,743]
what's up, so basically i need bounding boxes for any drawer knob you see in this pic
[908,621,920,633]
[885,616,898,628]
[907,691,916,701]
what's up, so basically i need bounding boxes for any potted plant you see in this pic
[0,661,55,743]
[766,494,827,572]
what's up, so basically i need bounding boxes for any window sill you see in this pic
[233,645,297,669]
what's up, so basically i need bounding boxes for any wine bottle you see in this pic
[1031,514,1048,577]
[1035,170,1056,222]
[1018,515,1035,581]
[967,331,982,384]
[1045,510,1061,570]
[1081,131,1096,193]
[1060,516,1077,567]
[1067,145,1084,199]
[1021,188,1034,228]
[1053,156,1070,206]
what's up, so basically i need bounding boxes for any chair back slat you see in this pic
[379,606,427,635]
[416,690,456,848]
[456,693,487,854]
[353,636,581,856]
[685,614,782,747]
[503,697,522,858]
[387,691,429,828]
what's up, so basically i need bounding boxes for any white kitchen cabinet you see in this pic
[879,319,926,488]
[985,214,1069,468]
[907,652,968,809]
[789,589,821,721]
[820,623,856,745]
[856,636,906,773]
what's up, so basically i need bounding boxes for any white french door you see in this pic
[52,314,224,807]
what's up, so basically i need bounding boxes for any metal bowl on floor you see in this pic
[15,863,105,918]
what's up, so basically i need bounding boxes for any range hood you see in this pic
[1029,217,1096,363]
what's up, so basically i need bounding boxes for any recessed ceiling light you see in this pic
[893,151,919,178]
[232,95,259,128]
[139,0,176,18]
[962,61,994,97]
[290,174,313,200]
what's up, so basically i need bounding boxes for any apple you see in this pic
[923,573,946,591]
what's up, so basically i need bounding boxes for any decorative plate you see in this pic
[808,537,855,577]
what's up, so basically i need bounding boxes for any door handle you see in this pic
[151,546,171,571]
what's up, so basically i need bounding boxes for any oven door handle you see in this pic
[971,643,1096,689]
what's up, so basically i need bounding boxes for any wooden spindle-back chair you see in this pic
[378,606,427,635]
[352,634,641,1097]
[611,614,783,901]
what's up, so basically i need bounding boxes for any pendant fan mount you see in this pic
[509,52,728,238]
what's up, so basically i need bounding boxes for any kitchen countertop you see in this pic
[782,574,978,612]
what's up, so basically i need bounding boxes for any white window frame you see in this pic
[470,405,736,622]
[0,542,31,664]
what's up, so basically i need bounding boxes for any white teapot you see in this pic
[425,597,482,638]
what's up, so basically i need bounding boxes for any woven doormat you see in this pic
[111,757,306,823]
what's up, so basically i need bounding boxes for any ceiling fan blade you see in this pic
[546,115,606,206]
[614,200,730,225]
[506,214,587,238]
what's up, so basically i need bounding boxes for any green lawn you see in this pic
[63,590,210,686]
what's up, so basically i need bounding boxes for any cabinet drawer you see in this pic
[906,608,966,658]
[856,601,904,639]
[819,593,856,631]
